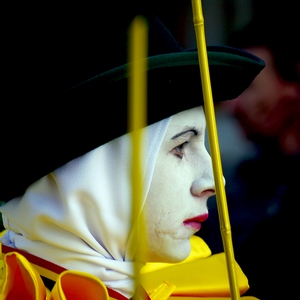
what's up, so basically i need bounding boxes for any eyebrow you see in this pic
[171,127,198,140]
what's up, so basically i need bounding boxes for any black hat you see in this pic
[1,14,264,202]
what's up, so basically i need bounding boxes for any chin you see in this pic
[148,240,191,263]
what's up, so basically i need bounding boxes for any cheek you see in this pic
[144,161,193,237]
[146,159,190,214]
[145,175,183,228]
[143,179,193,262]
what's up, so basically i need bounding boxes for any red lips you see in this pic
[183,214,209,230]
[184,214,209,223]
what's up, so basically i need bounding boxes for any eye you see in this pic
[171,141,189,159]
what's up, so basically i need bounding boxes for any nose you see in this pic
[190,151,218,198]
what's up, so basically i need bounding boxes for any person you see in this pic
[0,8,265,300]
[199,12,300,300]
[227,20,300,300]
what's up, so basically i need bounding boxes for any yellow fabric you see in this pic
[0,260,3,290]
[142,236,211,274]
[141,252,249,298]
[0,233,4,290]
[146,281,176,300]
[32,264,60,283]
[0,235,259,299]
[140,236,250,298]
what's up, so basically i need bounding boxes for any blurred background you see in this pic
[2,1,299,299]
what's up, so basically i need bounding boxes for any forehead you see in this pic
[165,106,205,135]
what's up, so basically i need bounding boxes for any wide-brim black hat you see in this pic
[1,14,264,202]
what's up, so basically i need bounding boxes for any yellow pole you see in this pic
[128,15,148,297]
[191,1,240,299]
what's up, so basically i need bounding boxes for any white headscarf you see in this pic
[0,117,171,298]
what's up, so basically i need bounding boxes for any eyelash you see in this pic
[172,141,189,159]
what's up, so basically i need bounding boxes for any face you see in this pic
[227,46,298,139]
[137,106,216,263]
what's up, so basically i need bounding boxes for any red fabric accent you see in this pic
[2,244,66,274]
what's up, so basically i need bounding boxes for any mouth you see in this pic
[183,213,209,231]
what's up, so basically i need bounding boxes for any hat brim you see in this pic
[1,45,264,202]
[64,45,264,133]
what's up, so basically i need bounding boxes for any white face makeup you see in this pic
[138,106,216,263]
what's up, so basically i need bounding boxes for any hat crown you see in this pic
[147,15,185,56]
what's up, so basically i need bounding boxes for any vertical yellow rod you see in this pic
[191,1,240,299]
[128,15,148,296]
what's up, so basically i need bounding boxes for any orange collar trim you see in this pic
[1,244,136,300]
